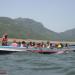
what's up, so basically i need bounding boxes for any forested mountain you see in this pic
[0,17,60,40]
[0,17,75,41]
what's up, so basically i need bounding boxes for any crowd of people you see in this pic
[1,33,69,49]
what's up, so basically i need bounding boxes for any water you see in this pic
[0,51,75,75]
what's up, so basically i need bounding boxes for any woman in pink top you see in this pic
[11,40,18,47]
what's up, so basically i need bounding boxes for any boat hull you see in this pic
[31,50,57,54]
[0,46,27,55]
[0,50,17,55]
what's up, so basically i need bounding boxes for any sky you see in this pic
[0,0,75,32]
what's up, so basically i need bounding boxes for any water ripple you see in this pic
[0,52,75,75]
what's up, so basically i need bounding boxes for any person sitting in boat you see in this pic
[46,41,50,48]
[57,43,63,48]
[2,33,8,46]
[17,41,21,47]
[40,42,45,48]
[21,41,26,47]
[28,41,34,48]
[11,40,18,47]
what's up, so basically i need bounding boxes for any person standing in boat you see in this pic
[2,33,8,46]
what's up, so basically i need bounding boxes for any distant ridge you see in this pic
[60,28,75,41]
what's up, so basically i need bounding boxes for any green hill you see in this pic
[1,17,75,41]
[0,17,60,40]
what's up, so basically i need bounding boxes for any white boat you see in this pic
[0,46,30,54]
[0,46,75,55]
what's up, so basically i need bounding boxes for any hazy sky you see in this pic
[0,0,75,32]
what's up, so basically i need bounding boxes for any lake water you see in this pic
[0,51,75,75]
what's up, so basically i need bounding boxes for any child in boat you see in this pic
[2,33,8,46]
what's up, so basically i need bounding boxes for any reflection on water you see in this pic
[0,51,75,75]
